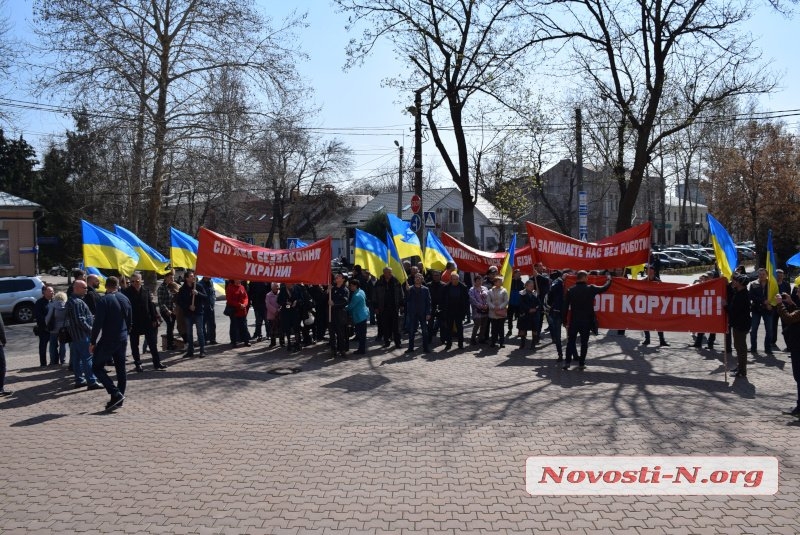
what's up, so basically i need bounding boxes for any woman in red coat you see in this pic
[226,280,251,347]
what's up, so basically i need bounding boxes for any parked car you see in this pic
[0,276,45,322]
[664,250,702,267]
[48,264,69,277]
[652,252,686,269]
[736,246,756,260]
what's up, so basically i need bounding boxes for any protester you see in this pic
[176,270,207,358]
[277,283,303,352]
[375,267,403,349]
[123,273,167,372]
[34,285,54,367]
[507,269,524,338]
[248,281,269,342]
[198,276,217,345]
[90,276,132,412]
[729,274,752,378]
[748,268,774,355]
[426,270,445,346]
[226,280,251,348]
[157,271,177,350]
[346,278,369,355]
[642,265,669,347]
[66,280,102,390]
[404,273,431,354]
[440,273,469,350]
[517,280,541,350]
[265,282,283,348]
[487,276,509,349]
[468,275,489,345]
[773,269,791,350]
[563,271,612,370]
[545,271,566,360]
[44,291,69,366]
[329,273,350,357]
[776,291,800,414]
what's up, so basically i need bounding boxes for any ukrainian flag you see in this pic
[707,214,738,280]
[387,213,423,260]
[500,234,516,295]
[114,224,171,274]
[423,231,455,271]
[170,227,198,269]
[81,220,139,277]
[767,229,779,305]
[355,229,387,276]
[386,230,408,284]
[86,266,106,293]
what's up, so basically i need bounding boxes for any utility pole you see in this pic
[394,140,404,217]
[412,88,424,243]
[576,108,587,241]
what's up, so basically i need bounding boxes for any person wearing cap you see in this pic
[484,265,500,290]
[729,274,752,377]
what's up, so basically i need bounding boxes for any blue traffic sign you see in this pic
[423,211,436,228]
[409,214,423,232]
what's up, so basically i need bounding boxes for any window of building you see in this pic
[0,230,9,265]
[448,210,460,224]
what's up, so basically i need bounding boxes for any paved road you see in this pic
[2,276,800,534]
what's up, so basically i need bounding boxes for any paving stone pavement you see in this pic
[2,296,800,534]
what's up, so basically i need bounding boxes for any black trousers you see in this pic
[380,307,401,346]
[130,327,162,368]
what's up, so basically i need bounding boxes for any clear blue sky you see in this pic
[3,0,799,184]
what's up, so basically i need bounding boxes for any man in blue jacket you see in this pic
[90,276,132,412]
[405,273,431,354]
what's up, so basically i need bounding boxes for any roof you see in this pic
[0,191,42,209]
[345,188,499,224]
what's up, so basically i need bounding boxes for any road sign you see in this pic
[423,211,436,228]
[410,214,423,232]
[287,238,298,249]
[410,194,422,214]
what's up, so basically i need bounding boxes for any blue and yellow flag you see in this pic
[387,213,423,260]
[85,266,106,293]
[766,229,779,305]
[170,227,198,269]
[423,231,455,271]
[81,220,139,277]
[500,234,517,295]
[386,230,408,284]
[707,214,738,280]
[114,224,171,274]
[354,229,387,276]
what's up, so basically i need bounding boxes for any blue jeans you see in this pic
[548,312,563,357]
[750,310,774,352]
[203,306,216,343]
[92,339,127,397]
[49,333,67,365]
[408,313,429,351]
[185,314,206,355]
[70,337,97,385]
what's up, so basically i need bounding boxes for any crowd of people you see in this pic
[1,259,798,417]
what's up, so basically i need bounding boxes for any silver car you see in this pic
[0,276,45,322]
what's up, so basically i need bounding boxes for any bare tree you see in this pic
[335,0,550,246]
[0,0,19,125]
[34,0,305,244]
[541,0,775,232]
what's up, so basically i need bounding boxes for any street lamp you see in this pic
[394,140,403,217]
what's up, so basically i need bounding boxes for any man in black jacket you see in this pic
[563,271,612,370]
[440,273,470,350]
[730,274,752,378]
[176,270,207,358]
[123,273,166,372]
[374,267,403,349]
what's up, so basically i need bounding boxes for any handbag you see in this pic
[223,304,236,317]
[58,327,72,344]
[495,307,508,318]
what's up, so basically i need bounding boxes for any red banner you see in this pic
[440,232,507,274]
[196,227,332,284]
[515,244,535,276]
[563,275,728,333]
[526,221,652,271]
